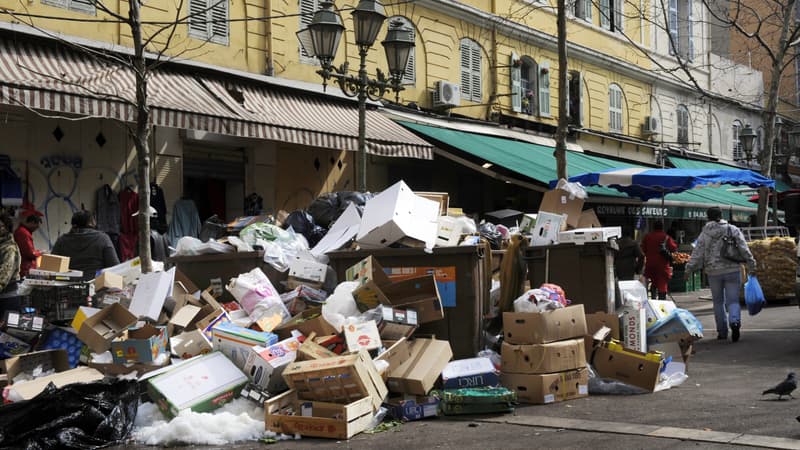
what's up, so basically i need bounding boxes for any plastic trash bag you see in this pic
[199,215,227,242]
[172,236,234,256]
[744,274,766,316]
[321,281,360,332]
[0,379,139,449]
[586,364,648,395]
[240,222,292,246]
[307,193,340,229]
[553,178,588,199]
[257,228,310,273]
[479,222,502,250]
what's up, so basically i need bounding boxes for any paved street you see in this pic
[118,289,800,449]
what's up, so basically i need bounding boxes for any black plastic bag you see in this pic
[0,379,139,449]
[307,193,340,229]
[479,222,503,250]
[199,214,227,242]
[284,210,326,247]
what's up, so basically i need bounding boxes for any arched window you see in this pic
[460,38,482,103]
[676,104,690,144]
[390,16,415,85]
[608,84,623,133]
[510,54,539,115]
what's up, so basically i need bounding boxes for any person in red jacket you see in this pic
[641,221,678,299]
[14,209,43,277]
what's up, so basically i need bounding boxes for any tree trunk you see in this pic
[554,0,568,181]
[130,0,153,273]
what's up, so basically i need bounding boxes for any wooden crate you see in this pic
[281,349,388,412]
[265,389,374,439]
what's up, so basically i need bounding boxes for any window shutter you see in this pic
[470,44,482,102]
[460,40,472,100]
[69,0,96,14]
[189,0,210,40]
[538,61,550,116]
[42,0,68,9]
[668,0,678,55]
[687,0,694,61]
[600,0,610,29]
[400,19,416,85]
[210,0,229,45]
[511,53,522,113]
[613,0,623,31]
[299,0,318,59]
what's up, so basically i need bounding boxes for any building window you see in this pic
[608,83,623,133]
[668,0,693,60]
[568,71,583,127]
[299,0,320,62]
[732,120,743,160]
[189,0,229,45]
[460,38,482,103]
[390,16,415,85]
[511,54,539,115]
[42,0,96,15]
[600,0,624,31]
[676,104,690,144]
[538,61,551,116]
[574,0,592,21]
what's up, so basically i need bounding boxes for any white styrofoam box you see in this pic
[288,257,327,284]
[243,337,300,393]
[645,299,678,329]
[436,216,462,247]
[530,211,566,246]
[357,180,440,250]
[558,226,622,245]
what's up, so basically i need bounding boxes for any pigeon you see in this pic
[762,372,797,400]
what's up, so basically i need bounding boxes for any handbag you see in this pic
[659,237,673,264]
[720,225,747,263]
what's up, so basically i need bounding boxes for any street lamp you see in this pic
[739,123,757,162]
[297,0,414,192]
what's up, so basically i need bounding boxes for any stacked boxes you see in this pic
[501,304,589,404]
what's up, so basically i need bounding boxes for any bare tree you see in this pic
[5,0,226,272]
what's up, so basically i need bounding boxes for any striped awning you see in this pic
[0,37,433,159]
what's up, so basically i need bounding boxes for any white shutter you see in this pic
[668,0,678,55]
[585,0,593,20]
[470,44,482,102]
[687,0,694,61]
[608,88,615,130]
[538,61,550,116]
[299,0,319,60]
[613,0,623,31]
[189,0,210,40]
[69,0,96,14]
[391,17,415,85]
[460,40,472,100]
[42,0,68,9]
[210,0,229,45]
[600,0,610,29]
[511,52,522,113]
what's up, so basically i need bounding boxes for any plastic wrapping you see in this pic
[0,379,139,449]
[586,365,648,395]
[227,268,290,327]
[321,281,360,332]
[172,237,234,256]
[479,222,502,250]
[554,178,588,199]
[254,228,310,273]
[239,222,292,246]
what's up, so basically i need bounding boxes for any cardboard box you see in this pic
[288,257,328,288]
[441,357,500,389]
[88,359,169,376]
[503,305,588,345]
[170,329,213,359]
[592,344,662,392]
[147,351,249,418]
[484,209,523,228]
[530,211,566,246]
[385,395,440,421]
[296,336,338,361]
[169,304,205,331]
[39,254,70,273]
[129,268,175,321]
[4,349,70,381]
[273,307,338,340]
[501,367,589,404]
[346,256,392,310]
[282,350,389,412]
[77,303,138,354]
[211,322,278,369]
[70,306,101,332]
[94,271,124,292]
[386,338,453,396]
[265,389,374,439]
[344,320,382,352]
[619,300,647,353]
[539,188,585,229]
[558,227,621,245]
[7,367,104,401]
[380,275,444,324]
[576,209,602,228]
[374,338,412,380]
[243,336,300,394]
[645,299,677,329]
[646,309,704,345]
[111,324,169,364]
[436,216,463,247]
[502,339,586,374]
[195,308,230,341]
[3,310,45,332]
[356,180,440,250]
[584,312,621,357]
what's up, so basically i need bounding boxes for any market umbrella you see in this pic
[550,167,776,201]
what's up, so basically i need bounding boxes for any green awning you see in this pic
[668,155,791,192]
[399,121,759,219]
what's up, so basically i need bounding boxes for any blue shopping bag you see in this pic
[744,274,766,316]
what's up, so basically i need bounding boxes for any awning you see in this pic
[400,121,760,219]
[668,155,791,192]
[0,36,432,159]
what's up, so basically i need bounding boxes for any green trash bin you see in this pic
[693,271,703,290]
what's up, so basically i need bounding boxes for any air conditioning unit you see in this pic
[432,81,461,108]
[642,116,659,135]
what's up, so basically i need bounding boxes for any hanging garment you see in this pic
[118,187,139,261]
[150,182,168,233]
[150,230,171,262]
[95,184,121,235]
[167,198,201,246]
[244,192,263,216]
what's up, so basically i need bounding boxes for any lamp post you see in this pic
[297,0,414,192]
[739,123,757,167]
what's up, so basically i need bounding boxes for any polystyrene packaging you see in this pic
[554,178,588,200]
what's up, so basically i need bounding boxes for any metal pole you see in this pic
[357,46,369,193]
